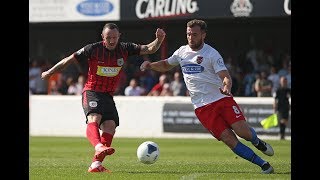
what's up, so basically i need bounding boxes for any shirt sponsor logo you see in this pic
[77,0,114,16]
[181,64,204,74]
[96,66,121,77]
[135,0,199,19]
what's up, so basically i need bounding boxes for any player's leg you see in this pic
[86,113,103,147]
[83,91,108,152]
[220,97,274,173]
[86,113,114,172]
[100,129,114,147]
[278,110,289,140]
[90,120,116,172]
[220,128,274,174]
[279,119,288,140]
[222,97,274,157]
[195,100,273,174]
[89,93,119,172]
[100,98,119,148]
[90,119,115,161]
[86,114,114,172]
[82,91,114,172]
[82,91,105,151]
[100,120,116,153]
[231,120,274,156]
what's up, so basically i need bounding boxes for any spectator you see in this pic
[140,70,158,93]
[47,72,62,95]
[29,60,42,94]
[267,66,280,96]
[242,71,258,97]
[277,55,290,77]
[34,61,49,94]
[170,71,187,96]
[57,75,69,95]
[254,71,272,97]
[48,80,61,95]
[67,77,78,95]
[124,78,145,96]
[75,75,85,95]
[159,83,173,96]
[286,62,291,89]
[147,74,168,96]
[245,37,260,72]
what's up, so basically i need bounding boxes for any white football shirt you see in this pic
[167,43,228,109]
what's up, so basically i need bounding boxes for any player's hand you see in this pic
[41,71,51,80]
[140,61,151,71]
[155,28,166,41]
[219,87,232,96]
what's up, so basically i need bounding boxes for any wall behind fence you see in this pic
[30,95,291,138]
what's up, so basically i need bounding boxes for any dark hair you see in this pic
[187,19,207,32]
[102,23,119,33]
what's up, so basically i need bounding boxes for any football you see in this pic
[136,141,160,164]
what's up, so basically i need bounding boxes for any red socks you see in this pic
[86,122,114,148]
[101,132,113,147]
[86,122,101,147]
[87,123,114,163]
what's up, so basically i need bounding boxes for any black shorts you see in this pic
[277,108,289,120]
[82,90,119,127]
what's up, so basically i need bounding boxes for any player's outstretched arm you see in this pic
[140,60,175,72]
[41,54,76,80]
[140,28,166,55]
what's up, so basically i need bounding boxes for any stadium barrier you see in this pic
[29,95,291,138]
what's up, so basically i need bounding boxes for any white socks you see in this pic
[95,143,104,151]
[91,143,104,168]
[90,161,102,168]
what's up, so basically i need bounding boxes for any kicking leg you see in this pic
[220,128,274,174]
[86,115,114,172]
[249,127,274,156]
[231,120,274,156]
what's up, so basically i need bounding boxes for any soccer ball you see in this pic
[136,141,160,164]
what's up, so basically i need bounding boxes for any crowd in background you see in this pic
[29,42,291,97]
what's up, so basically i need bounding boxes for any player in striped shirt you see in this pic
[41,23,166,173]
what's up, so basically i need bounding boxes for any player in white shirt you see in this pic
[140,19,274,174]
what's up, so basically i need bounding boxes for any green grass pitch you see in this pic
[30,136,291,179]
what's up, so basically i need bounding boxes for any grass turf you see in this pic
[29,136,291,180]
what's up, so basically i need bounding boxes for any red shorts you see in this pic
[195,97,245,140]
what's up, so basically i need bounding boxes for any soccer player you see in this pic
[41,23,166,173]
[140,19,274,174]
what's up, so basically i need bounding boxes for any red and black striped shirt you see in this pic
[73,41,141,95]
